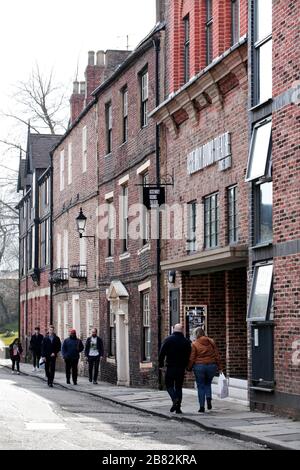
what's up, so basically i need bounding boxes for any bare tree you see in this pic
[0,65,69,271]
[0,178,19,270]
[1,64,69,136]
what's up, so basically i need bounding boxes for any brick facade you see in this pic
[151,0,249,383]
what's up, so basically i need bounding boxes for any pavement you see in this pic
[1,359,300,450]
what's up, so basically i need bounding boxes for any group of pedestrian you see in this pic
[159,324,222,414]
[9,326,104,388]
[10,322,221,414]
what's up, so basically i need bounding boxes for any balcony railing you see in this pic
[49,268,69,284]
[70,264,87,280]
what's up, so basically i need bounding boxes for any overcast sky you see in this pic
[0,0,156,172]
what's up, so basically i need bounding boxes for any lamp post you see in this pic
[76,208,95,245]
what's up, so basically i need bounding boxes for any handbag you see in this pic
[218,373,229,399]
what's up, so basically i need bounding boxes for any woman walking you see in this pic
[9,338,23,375]
[188,328,222,413]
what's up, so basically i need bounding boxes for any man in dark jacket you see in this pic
[159,324,191,414]
[41,325,61,387]
[62,329,84,385]
[85,328,104,384]
[29,327,44,372]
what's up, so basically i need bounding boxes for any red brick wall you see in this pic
[165,0,248,94]
[271,0,300,413]
[96,44,160,387]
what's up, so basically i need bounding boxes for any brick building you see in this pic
[17,130,61,354]
[94,24,164,387]
[247,0,300,418]
[150,0,249,394]
[50,23,166,387]
[50,49,131,375]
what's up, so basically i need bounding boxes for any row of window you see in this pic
[56,291,151,363]
[59,70,149,191]
[20,217,51,276]
[187,186,238,253]
[183,0,241,83]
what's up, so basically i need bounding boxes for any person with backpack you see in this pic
[61,329,84,385]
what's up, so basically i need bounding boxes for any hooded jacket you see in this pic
[188,336,222,370]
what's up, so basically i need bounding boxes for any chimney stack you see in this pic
[79,81,86,95]
[73,81,79,94]
[156,0,165,22]
[96,50,105,67]
[70,80,85,124]
[88,51,95,66]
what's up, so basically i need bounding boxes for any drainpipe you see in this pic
[50,154,54,325]
[153,35,162,390]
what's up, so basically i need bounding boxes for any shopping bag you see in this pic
[39,358,45,370]
[218,373,229,399]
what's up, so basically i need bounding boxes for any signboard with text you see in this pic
[143,187,165,210]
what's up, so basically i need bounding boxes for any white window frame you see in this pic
[63,301,69,339]
[56,233,62,269]
[82,127,87,173]
[246,119,272,182]
[86,300,93,338]
[68,142,73,185]
[57,304,62,339]
[72,295,80,335]
[60,150,65,191]
[142,292,151,362]
[247,263,273,322]
[63,229,68,272]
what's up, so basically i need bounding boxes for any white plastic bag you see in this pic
[39,358,45,370]
[218,373,229,399]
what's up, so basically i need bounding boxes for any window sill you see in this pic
[104,152,112,158]
[250,386,274,393]
[119,141,128,148]
[138,244,151,255]
[106,357,116,364]
[249,98,273,113]
[105,257,114,264]
[250,242,273,250]
[140,362,153,370]
[119,252,130,261]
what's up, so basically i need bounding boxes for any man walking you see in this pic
[62,329,84,385]
[41,325,61,387]
[159,324,191,414]
[29,327,44,372]
[85,328,104,385]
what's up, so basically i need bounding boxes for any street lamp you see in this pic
[76,208,95,246]
[76,208,87,238]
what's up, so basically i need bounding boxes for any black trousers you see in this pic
[165,367,186,405]
[11,356,20,371]
[65,358,79,384]
[88,356,100,382]
[32,351,41,368]
[45,356,56,384]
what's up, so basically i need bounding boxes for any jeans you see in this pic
[32,351,41,368]
[165,367,185,405]
[193,364,218,408]
[65,358,79,384]
[12,356,20,372]
[88,356,100,382]
[45,356,56,385]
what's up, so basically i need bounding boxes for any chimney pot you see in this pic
[80,82,86,94]
[73,81,79,94]
[96,50,105,66]
[88,51,95,66]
